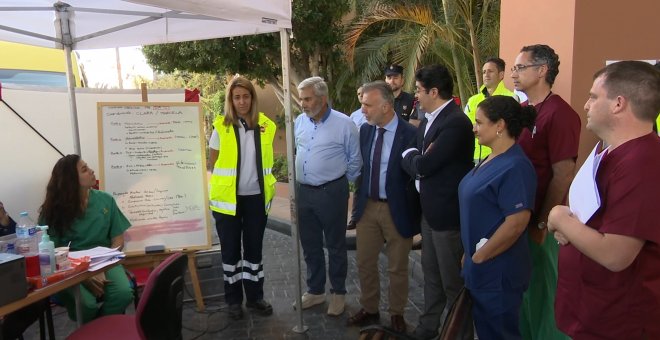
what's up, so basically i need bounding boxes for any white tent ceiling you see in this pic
[0,0,291,49]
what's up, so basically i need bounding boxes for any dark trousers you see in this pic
[471,289,523,340]
[296,177,349,295]
[213,194,267,305]
[418,218,473,340]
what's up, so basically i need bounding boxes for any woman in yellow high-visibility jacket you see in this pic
[208,76,276,320]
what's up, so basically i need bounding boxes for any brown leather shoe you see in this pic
[390,314,407,333]
[346,308,380,326]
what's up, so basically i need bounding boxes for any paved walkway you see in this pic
[22,182,427,339]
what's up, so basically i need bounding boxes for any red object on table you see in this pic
[27,259,90,290]
[25,254,40,277]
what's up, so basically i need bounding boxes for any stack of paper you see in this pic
[569,143,606,224]
[69,246,125,271]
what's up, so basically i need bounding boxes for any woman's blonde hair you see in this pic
[223,75,259,127]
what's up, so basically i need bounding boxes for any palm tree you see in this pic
[344,0,500,102]
[448,0,500,89]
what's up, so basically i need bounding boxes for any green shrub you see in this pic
[273,155,289,182]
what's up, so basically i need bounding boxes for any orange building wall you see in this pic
[500,0,576,103]
[500,0,660,165]
[254,83,287,157]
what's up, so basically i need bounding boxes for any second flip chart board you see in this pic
[97,102,211,254]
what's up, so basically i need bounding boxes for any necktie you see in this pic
[370,128,386,201]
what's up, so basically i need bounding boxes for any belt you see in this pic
[299,175,346,189]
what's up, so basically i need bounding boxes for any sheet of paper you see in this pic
[89,257,122,271]
[69,246,125,271]
[69,246,121,259]
[569,143,606,223]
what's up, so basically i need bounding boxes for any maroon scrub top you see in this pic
[518,94,581,215]
[555,133,660,340]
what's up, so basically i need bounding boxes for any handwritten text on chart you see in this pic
[105,107,200,176]
[102,104,208,251]
[114,188,201,223]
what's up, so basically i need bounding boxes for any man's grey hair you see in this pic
[297,76,329,97]
[361,81,395,107]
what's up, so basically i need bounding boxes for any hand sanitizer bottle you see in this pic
[38,226,56,276]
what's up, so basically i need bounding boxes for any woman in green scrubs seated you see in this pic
[39,154,133,324]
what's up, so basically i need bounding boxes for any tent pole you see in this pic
[56,3,81,155]
[63,44,81,155]
[280,28,307,334]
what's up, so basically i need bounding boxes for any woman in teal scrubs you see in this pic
[458,96,537,340]
[39,154,133,323]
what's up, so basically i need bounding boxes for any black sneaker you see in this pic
[228,304,243,320]
[246,299,273,316]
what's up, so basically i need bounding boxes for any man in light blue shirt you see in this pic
[348,84,366,230]
[293,76,361,317]
[349,85,367,129]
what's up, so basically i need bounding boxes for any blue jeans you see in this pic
[296,177,349,295]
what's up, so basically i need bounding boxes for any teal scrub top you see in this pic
[48,190,131,251]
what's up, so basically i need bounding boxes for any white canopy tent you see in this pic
[0,0,292,154]
[0,0,306,333]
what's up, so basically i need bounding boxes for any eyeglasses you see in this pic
[511,64,545,73]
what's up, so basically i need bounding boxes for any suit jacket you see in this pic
[401,100,474,231]
[354,116,420,238]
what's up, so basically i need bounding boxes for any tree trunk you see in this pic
[309,45,321,77]
[441,0,467,104]
[269,75,302,112]
[468,20,482,89]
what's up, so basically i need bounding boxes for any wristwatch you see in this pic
[537,221,547,229]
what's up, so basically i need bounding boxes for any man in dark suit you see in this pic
[401,64,474,340]
[346,81,419,333]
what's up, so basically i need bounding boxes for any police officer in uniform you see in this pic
[385,64,416,122]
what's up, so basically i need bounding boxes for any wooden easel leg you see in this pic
[187,252,205,312]
[140,83,148,102]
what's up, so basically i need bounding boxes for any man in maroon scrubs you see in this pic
[513,44,581,340]
[549,60,660,340]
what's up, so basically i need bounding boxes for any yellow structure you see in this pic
[0,41,83,87]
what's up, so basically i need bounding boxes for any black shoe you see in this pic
[246,299,273,316]
[228,304,243,320]
[347,220,357,230]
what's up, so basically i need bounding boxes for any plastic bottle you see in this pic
[16,212,41,276]
[16,211,38,255]
[38,226,56,276]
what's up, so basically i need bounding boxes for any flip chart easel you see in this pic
[97,89,210,310]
